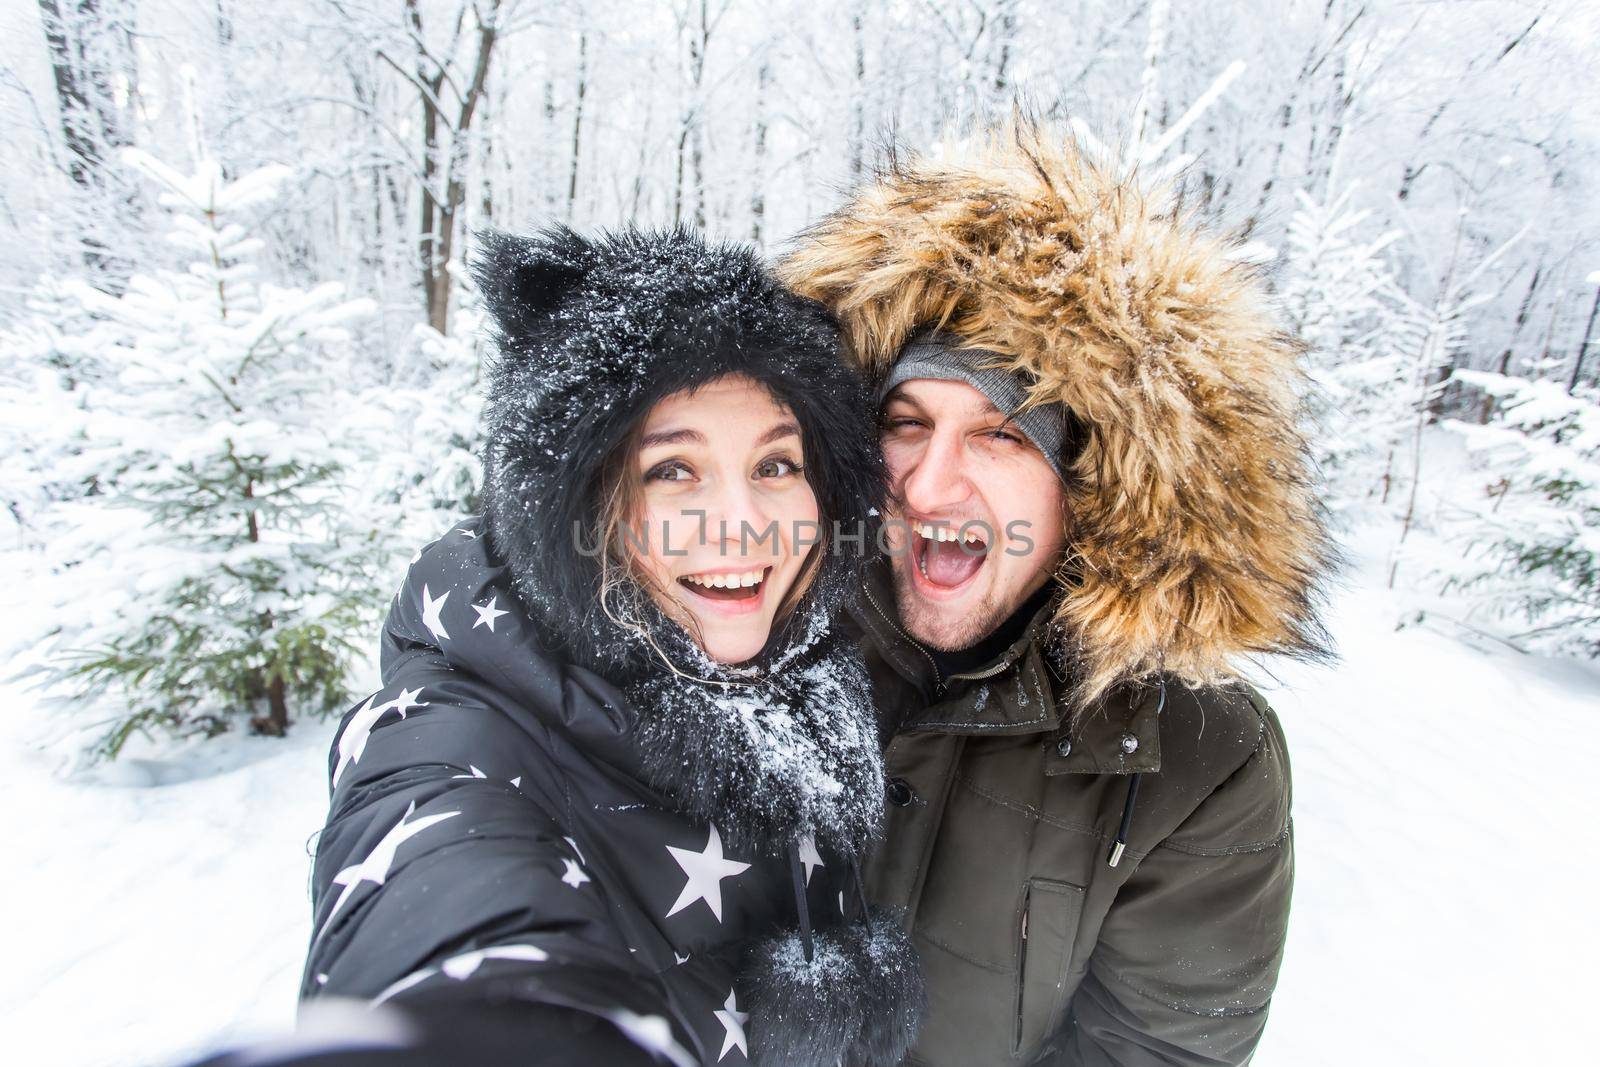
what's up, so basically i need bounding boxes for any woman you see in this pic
[271,226,922,1067]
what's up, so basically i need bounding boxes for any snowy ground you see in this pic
[2,514,1596,1067]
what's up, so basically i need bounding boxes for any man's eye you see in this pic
[883,417,923,431]
[646,461,692,482]
[984,428,1022,444]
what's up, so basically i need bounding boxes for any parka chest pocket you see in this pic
[1013,877,1086,1058]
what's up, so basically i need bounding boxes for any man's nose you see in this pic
[898,428,970,515]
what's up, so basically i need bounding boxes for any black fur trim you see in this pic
[843,909,928,1067]
[471,225,886,682]
[470,224,889,855]
[741,929,860,1067]
[739,912,927,1067]
[626,625,883,857]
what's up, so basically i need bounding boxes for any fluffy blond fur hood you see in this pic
[780,129,1338,708]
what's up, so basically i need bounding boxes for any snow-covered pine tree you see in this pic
[0,275,117,546]
[20,144,386,759]
[1435,372,1600,657]
[1385,220,1528,571]
[1280,184,1409,506]
[333,295,487,570]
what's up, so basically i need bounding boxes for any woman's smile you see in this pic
[676,563,772,614]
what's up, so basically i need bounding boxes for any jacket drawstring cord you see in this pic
[1106,773,1142,868]
[788,838,815,963]
[848,853,873,936]
[1107,679,1165,868]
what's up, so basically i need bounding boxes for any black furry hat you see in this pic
[471,225,885,680]
[469,226,921,1067]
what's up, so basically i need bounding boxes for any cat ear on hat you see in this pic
[470,225,595,350]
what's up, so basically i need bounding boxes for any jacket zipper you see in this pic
[1012,885,1031,1055]
[863,583,943,692]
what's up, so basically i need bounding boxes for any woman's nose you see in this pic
[700,478,769,552]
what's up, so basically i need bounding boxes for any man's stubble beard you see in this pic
[892,564,1014,652]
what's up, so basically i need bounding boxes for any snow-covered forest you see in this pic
[1,1,1597,1065]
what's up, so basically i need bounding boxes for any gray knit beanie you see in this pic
[875,330,1070,482]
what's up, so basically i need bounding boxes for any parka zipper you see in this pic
[1012,884,1031,1055]
[863,583,943,692]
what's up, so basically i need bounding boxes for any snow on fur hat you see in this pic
[780,125,1340,708]
[470,226,922,1067]
[471,224,886,680]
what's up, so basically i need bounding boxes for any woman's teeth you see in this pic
[682,568,767,588]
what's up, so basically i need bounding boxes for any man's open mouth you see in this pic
[912,521,989,589]
[677,565,771,602]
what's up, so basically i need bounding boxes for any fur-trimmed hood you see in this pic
[464,226,923,1066]
[780,129,1339,707]
[471,225,885,684]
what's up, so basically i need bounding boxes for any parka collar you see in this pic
[855,555,1161,774]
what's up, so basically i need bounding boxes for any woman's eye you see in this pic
[646,461,693,482]
[755,456,803,479]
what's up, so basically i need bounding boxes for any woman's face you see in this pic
[627,374,821,664]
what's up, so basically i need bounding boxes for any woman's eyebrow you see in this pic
[640,427,706,448]
[756,421,802,446]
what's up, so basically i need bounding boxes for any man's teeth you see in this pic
[683,568,767,588]
[915,521,986,545]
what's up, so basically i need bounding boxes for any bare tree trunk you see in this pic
[406,0,502,336]
[479,86,495,223]
[990,0,1016,112]
[1570,287,1600,396]
[410,0,443,332]
[689,0,708,230]
[674,0,714,227]
[567,32,587,219]
[750,59,770,245]
[848,5,866,180]
[38,0,133,282]
[1480,264,1542,421]
[542,79,559,216]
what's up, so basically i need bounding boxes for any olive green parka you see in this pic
[782,129,1339,1065]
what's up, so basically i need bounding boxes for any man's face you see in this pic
[879,379,1067,651]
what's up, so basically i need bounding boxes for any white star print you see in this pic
[332,687,427,789]
[472,595,510,632]
[563,835,585,863]
[320,802,459,932]
[372,967,434,1005]
[452,765,486,779]
[420,584,451,641]
[510,776,522,789]
[714,989,749,1061]
[374,944,550,1005]
[458,528,479,540]
[665,824,750,923]
[440,943,549,980]
[604,1010,698,1067]
[796,834,823,886]
[390,688,427,716]
[561,858,591,889]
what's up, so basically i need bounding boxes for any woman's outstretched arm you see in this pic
[285,640,694,1065]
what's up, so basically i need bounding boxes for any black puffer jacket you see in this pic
[203,227,925,1067]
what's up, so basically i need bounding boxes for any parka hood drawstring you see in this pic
[1108,681,1164,868]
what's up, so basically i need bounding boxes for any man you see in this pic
[781,130,1338,1066]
